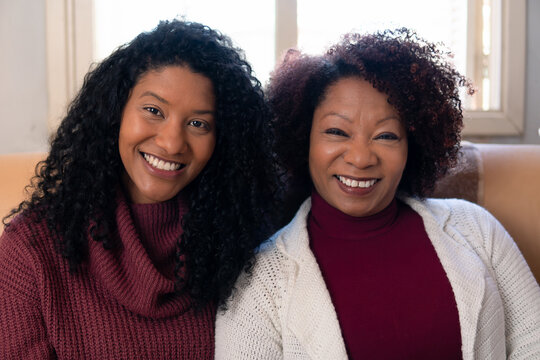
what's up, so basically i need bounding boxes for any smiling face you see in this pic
[309,77,408,217]
[118,65,216,204]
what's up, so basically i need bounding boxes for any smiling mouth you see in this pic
[336,175,378,188]
[142,152,185,171]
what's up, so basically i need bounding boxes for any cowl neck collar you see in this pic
[87,190,191,318]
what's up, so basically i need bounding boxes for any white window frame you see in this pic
[462,0,526,136]
[46,0,525,137]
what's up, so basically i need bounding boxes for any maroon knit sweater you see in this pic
[0,192,214,359]
[308,190,462,359]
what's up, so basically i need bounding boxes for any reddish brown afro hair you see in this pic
[268,28,474,216]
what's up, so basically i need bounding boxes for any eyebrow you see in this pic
[192,109,215,116]
[139,91,215,116]
[323,112,400,124]
[375,115,401,125]
[140,91,169,104]
[323,111,353,123]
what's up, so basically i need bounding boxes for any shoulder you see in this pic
[233,223,299,303]
[215,231,291,353]
[403,196,487,217]
[223,198,312,311]
[402,196,513,264]
[0,212,54,298]
[251,197,312,281]
[402,196,500,234]
[2,212,39,246]
[1,211,56,266]
[2,209,52,241]
[216,200,313,358]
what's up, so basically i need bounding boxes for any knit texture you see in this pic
[308,191,462,359]
[0,192,215,359]
[215,197,540,360]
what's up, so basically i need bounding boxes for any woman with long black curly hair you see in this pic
[215,28,540,359]
[0,20,279,359]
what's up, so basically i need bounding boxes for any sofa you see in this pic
[1,144,539,283]
[430,142,540,283]
[0,152,46,231]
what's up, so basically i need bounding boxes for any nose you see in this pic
[154,119,188,155]
[342,138,378,169]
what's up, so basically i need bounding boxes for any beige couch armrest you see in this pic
[476,144,540,283]
[0,152,46,234]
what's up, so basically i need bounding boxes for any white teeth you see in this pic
[143,153,182,171]
[337,175,377,188]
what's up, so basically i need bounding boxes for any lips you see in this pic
[141,152,185,171]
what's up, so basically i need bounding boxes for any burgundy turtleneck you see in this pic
[0,190,214,359]
[308,190,462,359]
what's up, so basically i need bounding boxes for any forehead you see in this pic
[131,65,215,105]
[322,77,388,105]
[315,77,398,119]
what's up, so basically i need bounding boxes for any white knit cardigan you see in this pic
[215,197,540,360]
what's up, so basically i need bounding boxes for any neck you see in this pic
[309,190,398,240]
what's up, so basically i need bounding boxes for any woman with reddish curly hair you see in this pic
[216,28,540,359]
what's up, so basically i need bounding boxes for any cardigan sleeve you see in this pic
[0,227,56,359]
[215,247,285,360]
[478,208,540,359]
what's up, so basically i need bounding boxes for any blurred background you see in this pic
[1,0,538,155]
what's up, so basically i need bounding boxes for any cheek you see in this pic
[118,111,147,171]
[309,137,328,165]
[118,127,131,164]
[308,142,332,192]
[399,143,408,171]
[309,139,342,175]
[308,142,323,177]
[195,135,217,166]
[390,146,408,180]
[118,112,140,149]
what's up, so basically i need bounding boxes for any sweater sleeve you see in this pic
[478,208,540,359]
[0,227,56,359]
[215,246,284,360]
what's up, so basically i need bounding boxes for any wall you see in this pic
[0,0,48,154]
[0,0,539,155]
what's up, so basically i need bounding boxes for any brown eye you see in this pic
[325,128,347,136]
[144,107,162,116]
[190,120,204,128]
[376,133,398,140]
[188,119,211,131]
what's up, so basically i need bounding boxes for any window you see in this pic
[45,0,525,137]
[93,0,275,84]
[462,0,526,136]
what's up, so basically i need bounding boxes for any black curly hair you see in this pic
[3,19,280,308]
[268,28,474,217]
